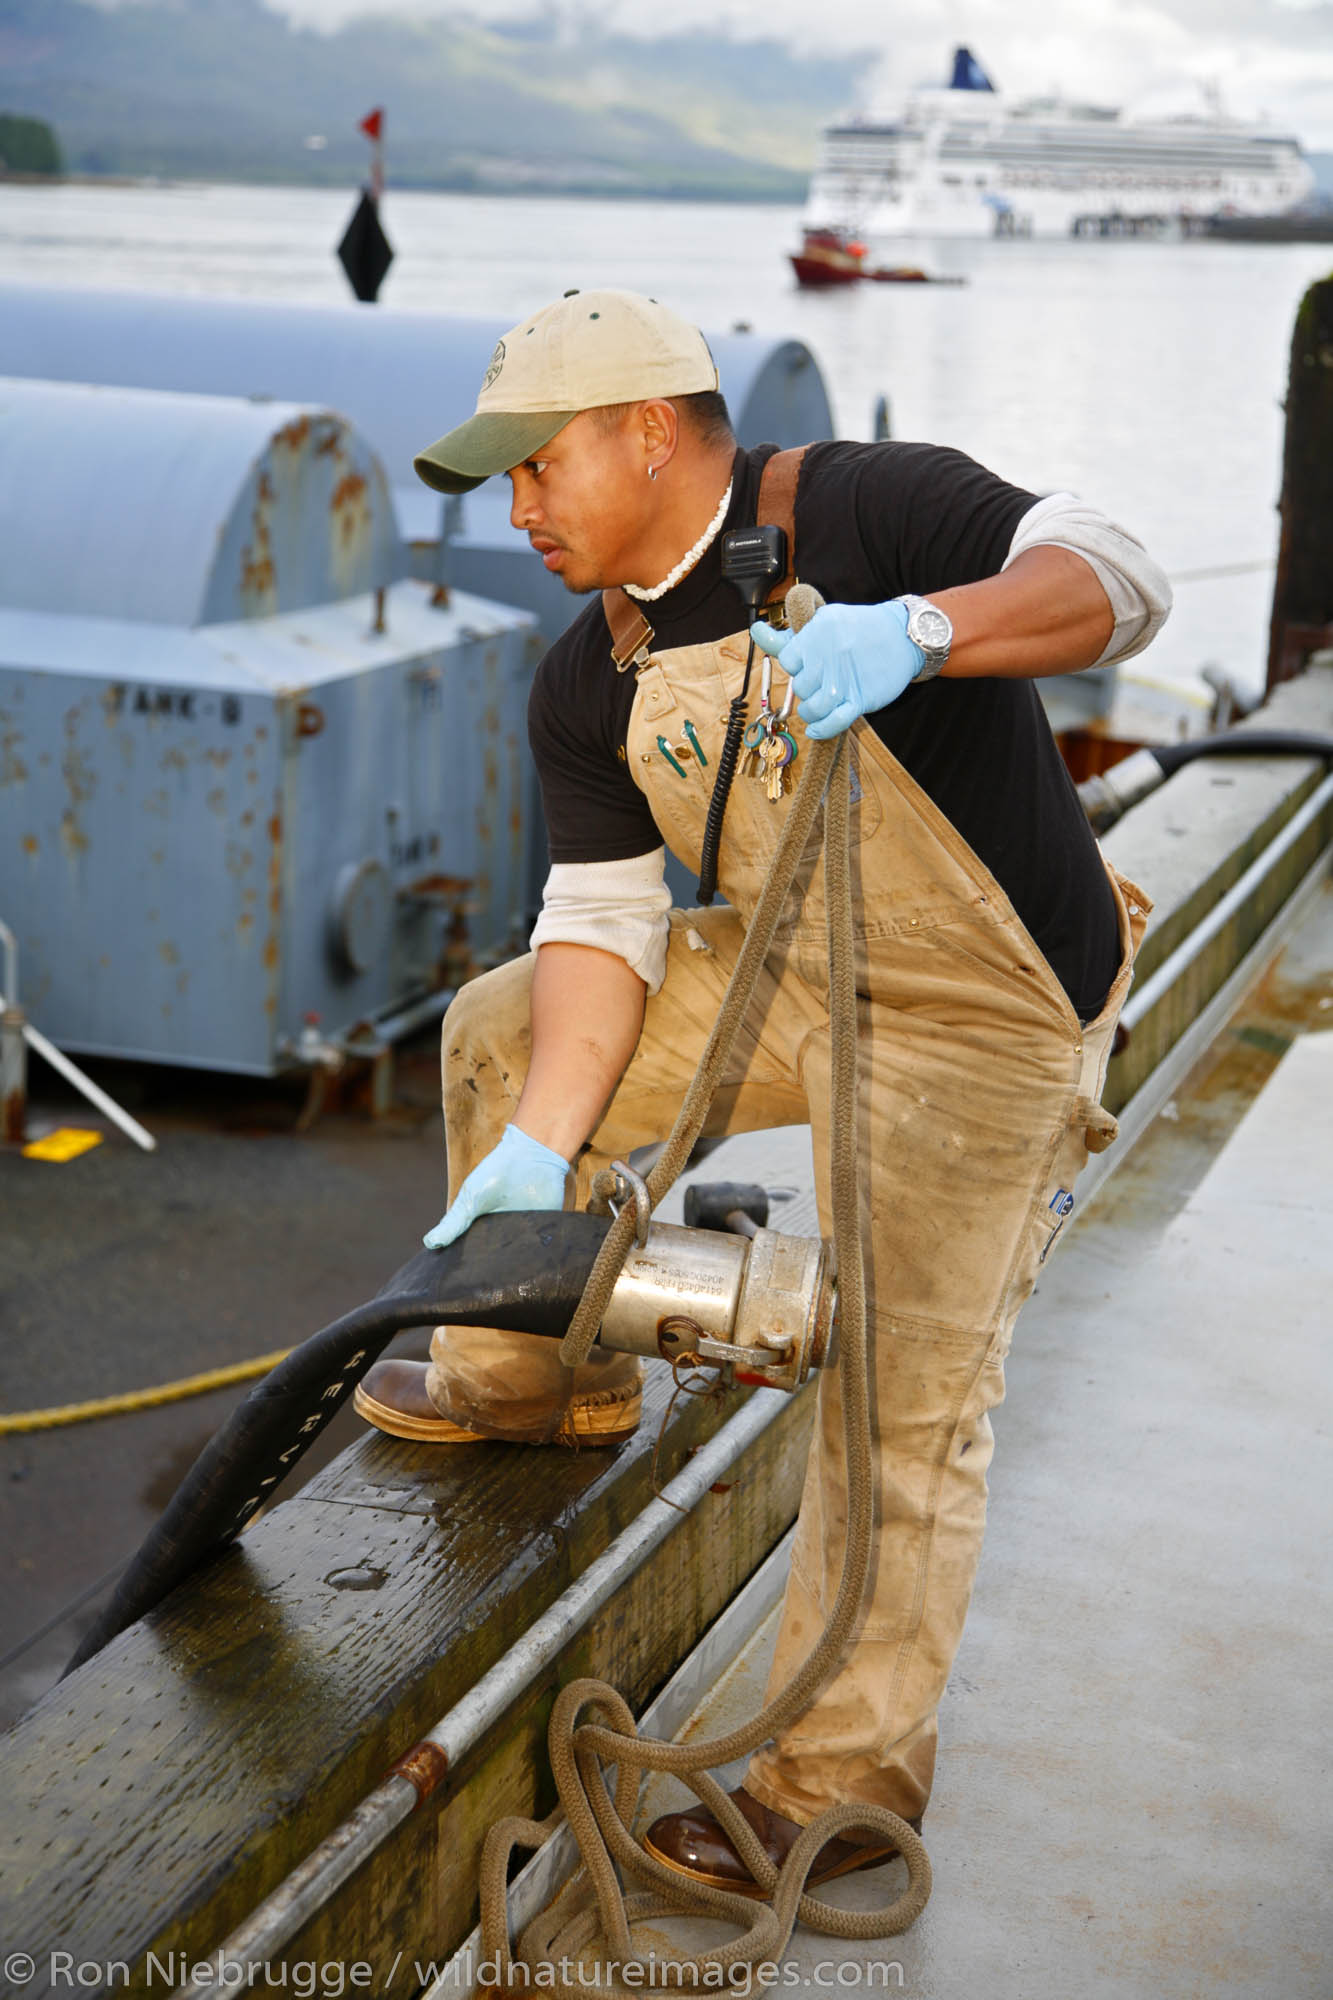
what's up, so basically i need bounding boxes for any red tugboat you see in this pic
[789,226,966,289]
[789,226,867,286]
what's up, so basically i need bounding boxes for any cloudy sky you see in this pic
[269,0,1333,146]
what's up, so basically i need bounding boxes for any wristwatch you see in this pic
[899,594,953,682]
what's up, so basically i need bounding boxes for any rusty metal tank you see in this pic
[0,377,538,1074]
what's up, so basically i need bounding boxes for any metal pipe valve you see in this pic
[597,1219,837,1394]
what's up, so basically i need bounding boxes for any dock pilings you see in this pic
[1268,271,1333,692]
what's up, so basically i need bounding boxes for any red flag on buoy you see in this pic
[358,107,385,204]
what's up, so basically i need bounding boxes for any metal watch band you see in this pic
[899,593,952,682]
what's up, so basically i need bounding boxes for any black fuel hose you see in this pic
[1152,729,1333,776]
[64,1211,614,1674]
[1078,729,1333,833]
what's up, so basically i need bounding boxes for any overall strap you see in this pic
[601,443,810,668]
[755,444,806,611]
[602,590,655,673]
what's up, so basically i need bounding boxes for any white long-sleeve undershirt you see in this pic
[528,846,673,992]
[1005,490,1173,667]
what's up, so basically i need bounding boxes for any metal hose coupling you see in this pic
[595,1180,838,1394]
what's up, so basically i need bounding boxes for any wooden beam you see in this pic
[0,1363,815,1991]
[1102,663,1333,1113]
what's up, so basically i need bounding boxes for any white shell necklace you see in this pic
[624,479,734,603]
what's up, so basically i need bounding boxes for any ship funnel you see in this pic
[950,46,996,91]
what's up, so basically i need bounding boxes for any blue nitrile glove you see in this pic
[750,599,924,741]
[423,1123,570,1250]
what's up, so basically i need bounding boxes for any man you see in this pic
[354,289,1168,1893]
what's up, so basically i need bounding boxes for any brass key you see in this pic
[761,733,787,802]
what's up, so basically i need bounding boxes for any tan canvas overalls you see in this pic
[428,449,1151,1828]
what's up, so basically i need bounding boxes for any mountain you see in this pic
[0,0,867,197]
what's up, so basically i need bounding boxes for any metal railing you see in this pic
[176,1386,791,1998]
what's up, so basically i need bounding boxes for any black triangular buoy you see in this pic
[337,189,394,303]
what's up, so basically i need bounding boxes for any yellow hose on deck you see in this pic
[0,1351,293,1434]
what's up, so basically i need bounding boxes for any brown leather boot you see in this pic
[353,1358,641,1446]
[425,1325,643,1445]
[642,1785,920,1897]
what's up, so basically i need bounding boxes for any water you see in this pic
[4,178,1331,700]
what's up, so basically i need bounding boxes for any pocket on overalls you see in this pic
[1036,1183,1078,1264]
[992,1090,1106,1357]
[1034,1092,1122,1260]
[993,1184,1077,1359]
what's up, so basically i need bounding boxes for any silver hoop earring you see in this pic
[647,465,658,482]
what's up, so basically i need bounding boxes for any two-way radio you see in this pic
[719,524,787,616]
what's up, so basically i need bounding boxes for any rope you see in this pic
[0,1351,295,1434]
[478,584,932,1996]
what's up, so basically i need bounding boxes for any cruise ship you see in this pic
[803,46,1315,242]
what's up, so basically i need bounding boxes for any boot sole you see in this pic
[352,1382,642,1447]
[640,1830,902,1898]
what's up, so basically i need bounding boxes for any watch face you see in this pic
[912,604,952,652]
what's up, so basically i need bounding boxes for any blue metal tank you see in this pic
[0,378,402,625]
[0,378,538,1075]
[0,287,837,919]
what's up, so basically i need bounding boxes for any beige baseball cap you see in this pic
[413,289,720,494]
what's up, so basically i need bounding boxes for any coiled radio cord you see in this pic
[696,631,757,906]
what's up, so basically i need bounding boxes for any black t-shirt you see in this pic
[528,439,1120,1021]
